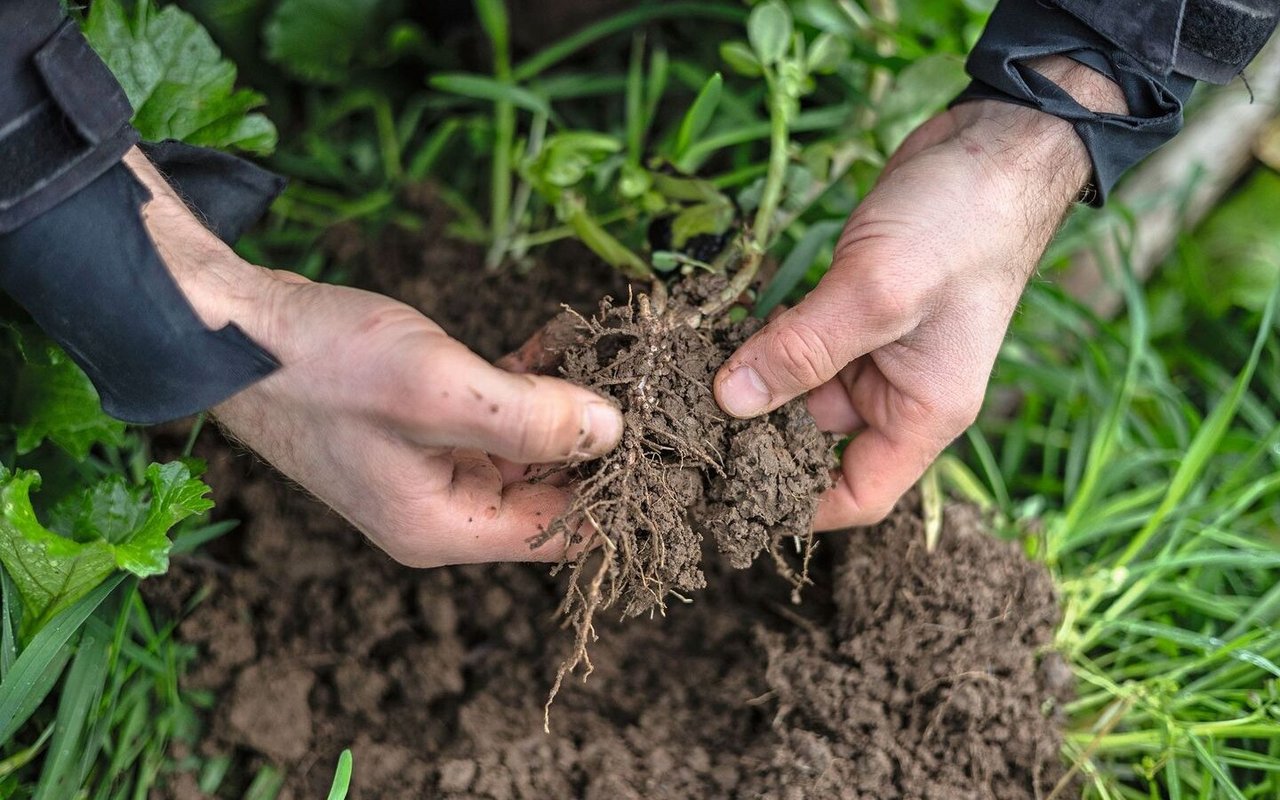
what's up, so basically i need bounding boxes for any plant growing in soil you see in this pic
[464,1,873,717]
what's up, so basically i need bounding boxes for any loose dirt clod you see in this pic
[536,276,834,718]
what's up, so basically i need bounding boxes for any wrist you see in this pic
[951,55,1128,207]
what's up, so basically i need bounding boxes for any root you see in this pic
[537,276,836,722]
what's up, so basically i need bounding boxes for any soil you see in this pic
[146,225,1071,799]
[534,276,835,702]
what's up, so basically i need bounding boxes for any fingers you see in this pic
[812,426,941,530]
[714,236,926,420]
[805,363,864,433]
[811,346,985,531]
[376,448,588,567]
[379,478,577,567]
[391,335,623,465]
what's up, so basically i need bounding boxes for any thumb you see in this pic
[714,245,922,418]
[420,340,624,464]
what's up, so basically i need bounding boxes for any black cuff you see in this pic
[0,159,282,425]
[953,0,1196,205]
[0,19,138,234]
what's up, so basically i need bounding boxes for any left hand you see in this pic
[127,149,623,568]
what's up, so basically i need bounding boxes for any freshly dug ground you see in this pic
[147,227,1072,799]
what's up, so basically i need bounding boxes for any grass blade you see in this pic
[326,749,354,800]
[1,567,17,679]
[427,74,551,117]
[1121,287,1278,567]
[1188,734,1247,800]
[672,72,723,162]
[754,219,843,316]
[0,574,124,744]
[511,2,746,81]
[33,619,113,799]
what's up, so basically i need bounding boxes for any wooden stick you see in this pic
[1060,38,1280,318]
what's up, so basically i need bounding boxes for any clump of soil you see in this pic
[536,277,834,707]
[146,227,1070,799]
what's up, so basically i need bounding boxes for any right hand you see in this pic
[714,57,1127,530]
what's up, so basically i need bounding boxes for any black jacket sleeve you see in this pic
[0,0,282,425]
[955,0,1279,205]
[1054,0,1280,85]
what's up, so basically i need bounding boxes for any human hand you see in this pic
[714,57,1126,529]
[125,150,623,567]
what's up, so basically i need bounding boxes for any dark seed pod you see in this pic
[681,230,734,264]
[647,214,675,254]
[646,215,734,264]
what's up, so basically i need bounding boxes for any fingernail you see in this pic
[719,365,771,418]
[582,400,623,453]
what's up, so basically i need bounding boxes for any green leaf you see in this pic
[32,622,113,800]
[83,0,277,153]
[326,750,354,800]
[673,73,723,161]
[4,325,125,461]
[526,133,622,189]
[755,219,844,316]
[429,73,553,117]
[748,1,793,66]
[0,463,212,629]
[670,201,735,248]
[720,40,762,77]
[806,32,850,74]
[651,251,682,273]
[874,54,969,152]
[264,0,401,85]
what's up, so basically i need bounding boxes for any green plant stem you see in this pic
[485,24,516,268]
[701,69,791,318]
[561,195,653,281]
[512,207,637,250]
[752,76,791,247]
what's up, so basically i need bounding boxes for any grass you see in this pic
[946,233,1280,798]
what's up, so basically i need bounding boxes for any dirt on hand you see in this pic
[145,227,1069,799]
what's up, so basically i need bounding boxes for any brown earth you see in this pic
[534,277,835,700]
[146,227,1071,799]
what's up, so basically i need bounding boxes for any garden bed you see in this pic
[148,229,1070,799]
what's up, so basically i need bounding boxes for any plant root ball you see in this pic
[535,275,836,715]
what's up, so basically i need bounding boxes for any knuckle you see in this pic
[766,320,839,389]
[939,384,985,435]
[897,384,982,446]
[375,516,460,569]
[863,500,897,525]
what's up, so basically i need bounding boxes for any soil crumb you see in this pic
[144,230,1069,798]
